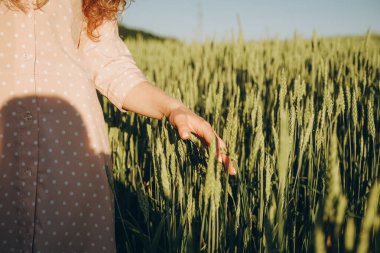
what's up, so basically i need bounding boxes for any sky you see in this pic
[119,0,380,42]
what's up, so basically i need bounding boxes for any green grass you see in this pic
[100,32,380,253]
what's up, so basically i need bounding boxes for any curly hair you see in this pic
[1,0,128,41]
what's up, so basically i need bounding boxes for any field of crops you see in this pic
[99,32,380,253]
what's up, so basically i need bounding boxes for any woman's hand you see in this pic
[122,81,236,175]
[167,104,237,176]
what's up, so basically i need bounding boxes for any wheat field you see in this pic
[99,32,380,253]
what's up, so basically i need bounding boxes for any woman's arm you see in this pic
[78,19,236,175]
[122,80,182,120]
[122,80,237,176]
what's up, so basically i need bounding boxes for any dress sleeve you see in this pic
[78,19,148,112]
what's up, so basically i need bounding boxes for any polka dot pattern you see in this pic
[0,0,147,252]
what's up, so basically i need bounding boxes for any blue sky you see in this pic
[119,0,380,42]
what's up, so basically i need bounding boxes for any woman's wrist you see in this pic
[163,98,186,119]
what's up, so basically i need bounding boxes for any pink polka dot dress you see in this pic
[0,0,147,252]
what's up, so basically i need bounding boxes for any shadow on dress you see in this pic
[0,95,118,253]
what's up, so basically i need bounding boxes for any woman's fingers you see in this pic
[215,134,236,175]
[177,125,191,140]
[174,113,213,144]
[170,107,237,176]
[191,120,214,145]
[180,120,237,175]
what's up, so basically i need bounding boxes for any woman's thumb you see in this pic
[178,128,191,140]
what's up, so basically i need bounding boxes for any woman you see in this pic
[0,0,236,252]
